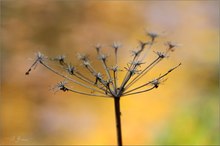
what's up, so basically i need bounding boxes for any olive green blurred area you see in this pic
[0,0,219,145]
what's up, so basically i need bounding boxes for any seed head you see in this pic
[154,51,168,58]
[25,52,46,75]
[165,41,179,52]
[98,54,108,62]
[131,60,145,67]
[95,72,102,79]
[110,65,123,72]
[53,55,66,65]
[151,79,160,88]
[139,40,151,50]
[147,32,159,42]
[66,64,76,75]
[95,43,102,54]
[83,60,91,67]
[112,41,121,56]
[77,53,89,61]
[53,81,69,92]
[124,66,140,76]
[94,72,103,84]
[36,52,45,61]
[131,50,140,57]
[58,82,69,92]
[112,41,121,50]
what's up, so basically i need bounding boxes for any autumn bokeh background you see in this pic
[0,0,219,145]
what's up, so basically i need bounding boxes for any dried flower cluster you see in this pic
[26,32,180,98]
[25,31,181,146]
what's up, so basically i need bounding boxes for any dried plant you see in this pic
[26,31,181,146]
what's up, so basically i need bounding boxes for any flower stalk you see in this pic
[114,97,122,146]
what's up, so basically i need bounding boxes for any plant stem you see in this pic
[114,97,122,146]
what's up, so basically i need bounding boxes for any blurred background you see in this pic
[0,0,219,145]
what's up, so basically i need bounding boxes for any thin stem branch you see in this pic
[40,61,104,94]
[102,60,112,80]
[25,57,41,75]
[139,41,154,61]
[113,70,117,93]
[75,71,94,83]
[115,46,118,92]
[82,62,113,94]
[101,59,116,90]
[124,63,181,94]
[123,86,155,96]
[118,41,151,95]
[67,87,110,97]
[126,48,175,89]
[74,71,110,94]
[125,57,161,89]
[157,63,182,80]
[119,56,137,90]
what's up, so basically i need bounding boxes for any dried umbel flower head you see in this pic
[165,41,181,52]
[53,81,69,92]
[52,55,66,65]
[25,31,181,146]
[147,31,159,42]
[25,52,46,75]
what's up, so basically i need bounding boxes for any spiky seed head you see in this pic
[147,32,159,42]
